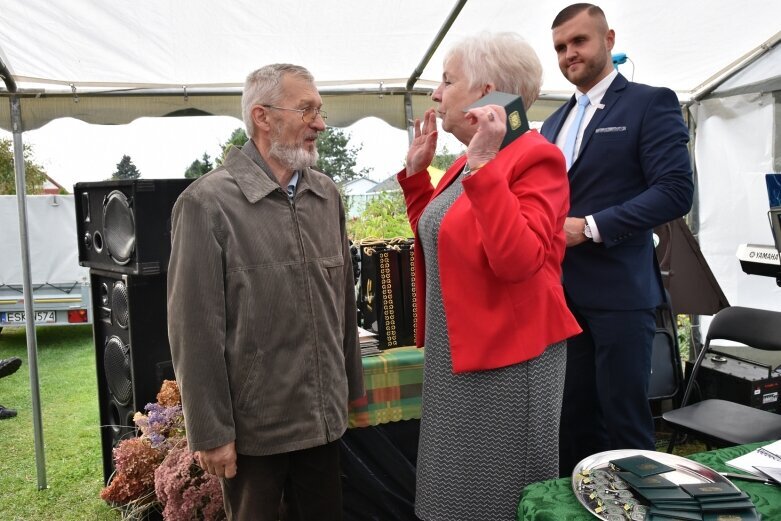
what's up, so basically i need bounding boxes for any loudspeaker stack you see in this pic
[73,179,192,483]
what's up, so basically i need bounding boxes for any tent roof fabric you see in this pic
[710,38,781,99]
[1,0,780,130]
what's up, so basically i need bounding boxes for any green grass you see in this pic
[0,325,120,521]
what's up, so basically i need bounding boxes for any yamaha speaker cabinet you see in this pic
[90,268,174,483]
[74,179,193,275]
[357,239,417,348]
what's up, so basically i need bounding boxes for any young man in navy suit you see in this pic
[540,3,693,476]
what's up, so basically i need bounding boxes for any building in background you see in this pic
[342,176,379,218]
[43,174,67,194]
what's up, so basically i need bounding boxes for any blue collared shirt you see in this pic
[287,171,300,200]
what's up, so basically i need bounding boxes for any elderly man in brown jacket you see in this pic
[168,63,365,521]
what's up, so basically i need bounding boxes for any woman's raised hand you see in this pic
[465,104,506,171]
[404,109,438,176]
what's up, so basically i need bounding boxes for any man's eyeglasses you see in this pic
[261,104,327,123]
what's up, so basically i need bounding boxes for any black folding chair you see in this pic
[663,306,781,453]
[648,301,684,418]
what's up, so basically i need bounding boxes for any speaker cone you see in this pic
[104,335,132,406]
[111,281,130,329]
[103,191,135,265]
[99,283,110,307]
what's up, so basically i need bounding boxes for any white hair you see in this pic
[445,32,543,110]
[241,64,315,138]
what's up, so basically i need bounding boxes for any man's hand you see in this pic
[404,109,438,175]
[564,217,589,247]
[196,441,237,479]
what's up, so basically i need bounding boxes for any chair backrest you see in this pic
[680,306,781,408]
[649,328,680,400]
[649,298,683,402]
[705,306,781,351]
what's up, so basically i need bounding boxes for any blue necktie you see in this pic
[563,94,590,170]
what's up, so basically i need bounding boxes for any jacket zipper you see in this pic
[286,189,331,438]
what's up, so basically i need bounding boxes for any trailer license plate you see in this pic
[1,311,56,324]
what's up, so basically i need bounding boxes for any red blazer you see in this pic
[399,130,581,373]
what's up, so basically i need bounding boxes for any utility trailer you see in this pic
[0,195,91,332]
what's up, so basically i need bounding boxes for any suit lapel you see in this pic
[576,74,628,163]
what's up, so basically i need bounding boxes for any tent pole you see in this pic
[405,0,468,93]
[690,31,781,102]
[404,92,414,145]
[9,94,48,490]
[686,104,704,360]
[404,0,468,142]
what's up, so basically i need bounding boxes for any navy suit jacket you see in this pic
[541,74,693,310]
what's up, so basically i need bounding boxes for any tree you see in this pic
[430,145,463,171]
[184,152,213,179]
[315,127,368,183]
[0,139,48,195]
[347,191,412,240]
[112,155,141,180]
[216,128,249,166]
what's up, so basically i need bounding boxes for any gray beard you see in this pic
[269,142,319,171]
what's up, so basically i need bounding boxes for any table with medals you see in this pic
[518,442,781,520]
[335,344,781,520]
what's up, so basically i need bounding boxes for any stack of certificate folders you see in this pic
[357,326,381,357]
[576,454,759,520]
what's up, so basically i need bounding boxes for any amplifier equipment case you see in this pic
[685,352,781,414]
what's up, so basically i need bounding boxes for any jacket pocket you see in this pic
[315,255,345,333]
[593,126,629,141]
[235,350,266,412]
[321,255,344,281]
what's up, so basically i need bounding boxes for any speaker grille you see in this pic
[104,335,133,406]
[103,191,135,265]
[112,281,130,329]
[75,179,193,274]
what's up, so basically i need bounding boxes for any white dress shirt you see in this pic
[555,69,618,243]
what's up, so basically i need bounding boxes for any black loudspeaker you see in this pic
[90,268,174,484]
[74,179,193,275]
[357,239,417,348]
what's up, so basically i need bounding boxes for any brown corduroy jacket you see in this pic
[167,142,364,456]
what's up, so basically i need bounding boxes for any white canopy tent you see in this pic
[1,0,780,488]
[694,41,781,318]
[2,0,780,290]
[1,0,780,130]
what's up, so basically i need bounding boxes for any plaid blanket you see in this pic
[348,346,423,428]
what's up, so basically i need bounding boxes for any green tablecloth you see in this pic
[518,442,781,520]
[348,346,423,428]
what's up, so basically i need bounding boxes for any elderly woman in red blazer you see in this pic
[398,32,581,521]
